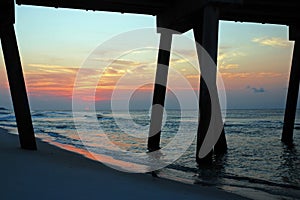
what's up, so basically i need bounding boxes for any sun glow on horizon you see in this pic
[0,6,297,110]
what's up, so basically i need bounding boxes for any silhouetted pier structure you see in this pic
[0,0,299,163]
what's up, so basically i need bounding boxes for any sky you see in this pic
[0,5,298,110]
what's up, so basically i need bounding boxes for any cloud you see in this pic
[219,64,239,71]
[27,64,76,69]
[252,37,290,47]
[218,50,246,62]
[252,87,265,93]
[110,59,142,67]
[246,85,266,93]
[218,49,245,72]
[171,58,189,65]
[27,63,79,74]
[222,72,251,79]
[255,72,282,78]
[221,72,283,79]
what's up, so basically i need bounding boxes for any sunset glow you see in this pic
[0,6,297,110]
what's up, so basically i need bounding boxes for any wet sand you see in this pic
[0,128,247,200]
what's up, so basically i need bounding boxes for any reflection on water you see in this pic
[279,145,300,185]
[0,109,299,198]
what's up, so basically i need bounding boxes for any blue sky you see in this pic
[0,5,298,110]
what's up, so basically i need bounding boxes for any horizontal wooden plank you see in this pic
[15,0,300,30]
[16,0,171,15]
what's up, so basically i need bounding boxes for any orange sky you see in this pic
[0,6,297,110]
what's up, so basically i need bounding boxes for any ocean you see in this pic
[0,108,299,199]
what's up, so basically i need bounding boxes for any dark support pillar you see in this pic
[282,25,300,145]
[194,5,227,164]
[194,24,214,164]
[147,30,173,152]
[0,1,37,150]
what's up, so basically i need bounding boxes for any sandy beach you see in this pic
[0,128,247,200]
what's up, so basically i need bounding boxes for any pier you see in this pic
[0,0,299,164]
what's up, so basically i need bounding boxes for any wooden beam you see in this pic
[194,5,227,165]
[282,26,300,145]
[0,0,15,25]
[16,0,170,15]
[147,30,173,152]
[0,1,37,150]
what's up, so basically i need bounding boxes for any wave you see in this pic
[222,174,300,190]
[0,123,17,128]
[32,111,71,118]
[32,113,46,117]
[38,130,83,146]
[55,125,69,129]
[167,164,198,173]
[0,111,11,115]
[0,115,15,121]
[166,163,300,195]
[225,123,247,127]
[97,114,104,119]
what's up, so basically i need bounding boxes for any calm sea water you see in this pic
[0,108,299,199]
